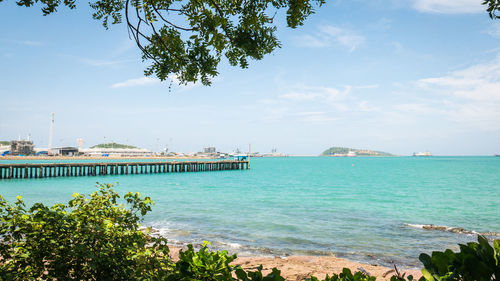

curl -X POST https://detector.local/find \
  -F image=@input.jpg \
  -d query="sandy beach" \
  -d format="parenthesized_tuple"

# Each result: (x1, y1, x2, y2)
(168, 246, 422, 281)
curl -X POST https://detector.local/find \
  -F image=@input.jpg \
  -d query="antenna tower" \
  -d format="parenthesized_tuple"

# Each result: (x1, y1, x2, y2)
(48, 113, 54, 155)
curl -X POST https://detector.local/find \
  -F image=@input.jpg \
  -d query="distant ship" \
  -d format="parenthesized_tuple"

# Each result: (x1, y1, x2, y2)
(495, 154, 500, 157)
(413, 151, 432, 157)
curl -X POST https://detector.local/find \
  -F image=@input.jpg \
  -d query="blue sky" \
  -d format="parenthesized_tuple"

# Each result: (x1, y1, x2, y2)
(1, 0, 500, 155)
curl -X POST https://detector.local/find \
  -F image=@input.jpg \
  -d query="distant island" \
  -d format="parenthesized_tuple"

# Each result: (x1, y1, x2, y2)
(0, 141, 10, 146)
(90, 142, 138, 149)
(321, 147, 394, 157)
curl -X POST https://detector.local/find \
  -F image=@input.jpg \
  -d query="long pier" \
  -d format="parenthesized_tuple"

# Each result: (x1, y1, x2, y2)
(0, 160, 249, 180)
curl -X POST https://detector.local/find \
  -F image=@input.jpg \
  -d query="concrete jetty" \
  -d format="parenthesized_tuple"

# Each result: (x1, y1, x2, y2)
(0, 160, 249, 180)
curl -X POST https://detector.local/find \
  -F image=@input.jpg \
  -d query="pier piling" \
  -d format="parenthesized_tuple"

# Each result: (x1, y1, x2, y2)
(0, 160, 249, 180)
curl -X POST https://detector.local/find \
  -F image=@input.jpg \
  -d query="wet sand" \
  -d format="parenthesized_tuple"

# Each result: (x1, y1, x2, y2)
(168, 246, 422, 281)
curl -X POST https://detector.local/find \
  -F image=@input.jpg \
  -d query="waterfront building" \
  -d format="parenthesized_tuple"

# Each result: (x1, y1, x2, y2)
(50, 147, 80, 156)
(0, 145, 10, 156)
(10, 140, 35, 156)
(204, 147, 216, 154)
(79, 147, 152, 157)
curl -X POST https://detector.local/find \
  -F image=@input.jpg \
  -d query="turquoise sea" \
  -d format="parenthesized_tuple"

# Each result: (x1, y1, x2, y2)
(0, 156, 499, 268)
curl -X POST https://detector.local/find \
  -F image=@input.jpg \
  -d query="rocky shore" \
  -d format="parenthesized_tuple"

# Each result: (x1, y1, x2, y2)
(168, 246, 422, 281)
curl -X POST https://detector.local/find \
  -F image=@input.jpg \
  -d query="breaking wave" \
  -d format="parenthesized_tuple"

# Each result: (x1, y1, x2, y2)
(404, 223, 500, 237)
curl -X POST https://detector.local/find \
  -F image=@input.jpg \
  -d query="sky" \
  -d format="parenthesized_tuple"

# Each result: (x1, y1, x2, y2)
(1, 0, 500, 155)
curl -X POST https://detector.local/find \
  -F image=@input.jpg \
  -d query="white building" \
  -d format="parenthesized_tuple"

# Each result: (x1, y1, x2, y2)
(204, 147, 216, 154)
(80, 148, 152, 157)
(0, 145, 10, 155)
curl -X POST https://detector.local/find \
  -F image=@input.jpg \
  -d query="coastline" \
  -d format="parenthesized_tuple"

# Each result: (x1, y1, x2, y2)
(168, 246, 422, 280)
(0, 155, 215, 161)
(2, 156, 497, 280)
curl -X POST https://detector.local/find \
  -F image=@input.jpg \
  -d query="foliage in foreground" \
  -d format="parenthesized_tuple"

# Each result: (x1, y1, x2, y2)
(0, 184, 498, 281)
(0, 184, 285, 280)
(307, 268, 377, 281)
(0, 183, 172, 280)
(419, 235, 500, 281)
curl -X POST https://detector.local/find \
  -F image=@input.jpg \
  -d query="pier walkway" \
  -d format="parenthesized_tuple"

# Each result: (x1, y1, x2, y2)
(0, 160, 249, 180)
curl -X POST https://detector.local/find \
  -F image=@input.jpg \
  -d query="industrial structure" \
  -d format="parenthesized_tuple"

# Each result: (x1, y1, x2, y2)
(48, 113, 54, 155)
(204, 147, 216, 154)
(10, 140, 35, 156)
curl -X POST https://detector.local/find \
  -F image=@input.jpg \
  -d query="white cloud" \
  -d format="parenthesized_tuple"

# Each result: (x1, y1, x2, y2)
(417, 54, 500, 102)
(392, 41, 405, 53)
(279, 85, 349, 103)
(259, 84, 351, 122)
(296, 111, 340, 122)
(111, 77, 160, 88)
(6, 39, 44, 46)
(485, 23, 500, 38)
(259, 107, 290, 122)
(258, 98, 280, 105)
(358, 101, 381, 112)
(320, 26, 365, 52)
(370, 18, 392, 31)
(354, 84, 380, 89)
(111, 75, 203, 90)
(296, 111, 326, 116)
(447, 103, 500, 131)
(394, 103, 442, 114)
(21, 40, 44, 46)
(294, 25, 365, 52)
(280, 92, 322, 101)
(294, 34, 327, 48)
(409, 53, 500, 131)
(413, 0, 483, 14)
(260, 83, 387, 123)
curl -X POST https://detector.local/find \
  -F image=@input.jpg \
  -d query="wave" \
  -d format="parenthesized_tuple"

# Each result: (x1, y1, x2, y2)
(216, 241, 242, 249)
(404, 223, 500, 236)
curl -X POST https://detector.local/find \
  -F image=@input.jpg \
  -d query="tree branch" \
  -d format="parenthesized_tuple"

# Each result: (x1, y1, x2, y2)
(149, 0, 195, 32)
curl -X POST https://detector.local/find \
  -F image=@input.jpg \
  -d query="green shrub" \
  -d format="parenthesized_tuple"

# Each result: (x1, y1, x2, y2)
(0, 183, 172, 280)
(235, 265, 285, 281)
(419, 235, 500, 281)
(171, 242, 285, 281)
(0, 184, 286, 281)
(170, 242, 236, 280)
(308, 268, 376, 281)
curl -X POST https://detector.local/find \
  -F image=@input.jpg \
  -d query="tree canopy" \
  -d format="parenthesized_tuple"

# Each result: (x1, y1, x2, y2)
(4, 0, 500, 86)
(90, 142, 138, 149)
(6, 0, 324, 85)
(484, 0, 500, 19)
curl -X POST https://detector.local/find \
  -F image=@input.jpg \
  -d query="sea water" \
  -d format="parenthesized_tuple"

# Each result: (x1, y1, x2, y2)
(0, 156, 499, 267)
